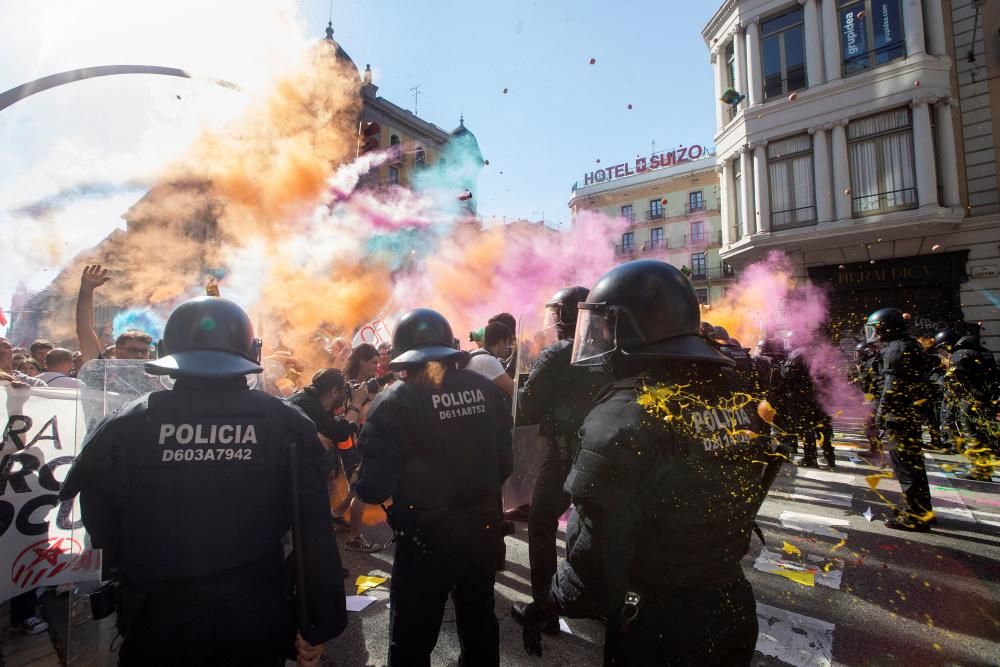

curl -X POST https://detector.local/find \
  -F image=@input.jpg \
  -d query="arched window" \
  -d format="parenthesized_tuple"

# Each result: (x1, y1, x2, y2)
(390, 134, 400, 146)
(415, 147, 426, 167)
(389, 134, 402, 163)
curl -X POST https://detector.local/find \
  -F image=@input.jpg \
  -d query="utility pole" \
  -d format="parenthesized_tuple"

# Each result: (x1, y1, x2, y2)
(409, 84, 421, 115)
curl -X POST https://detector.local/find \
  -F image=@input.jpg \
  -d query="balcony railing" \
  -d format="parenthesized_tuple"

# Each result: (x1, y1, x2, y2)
(647, 238, 667, 251)
(646, 210, 664, 221)
(621, 213, 636, 225)
(615, 244, 638, 256)
(683, 230, 723, 247)
(771, 205, 817, 230)
(851, 187, 917, 217)
(689, 265, 736, 281)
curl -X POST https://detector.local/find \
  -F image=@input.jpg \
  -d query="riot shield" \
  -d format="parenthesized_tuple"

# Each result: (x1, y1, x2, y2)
(0, 377, 106, 665)
(67, 359, 165, 665)
(503, 315, 557, 512)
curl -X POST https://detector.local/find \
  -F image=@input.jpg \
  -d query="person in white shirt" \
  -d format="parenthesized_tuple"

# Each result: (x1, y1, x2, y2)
(466, 321, 515, 396)
(38, 348, 87, 389)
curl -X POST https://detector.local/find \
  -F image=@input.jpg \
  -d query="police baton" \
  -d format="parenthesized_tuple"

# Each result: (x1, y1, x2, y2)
(288, 439, 310, 633)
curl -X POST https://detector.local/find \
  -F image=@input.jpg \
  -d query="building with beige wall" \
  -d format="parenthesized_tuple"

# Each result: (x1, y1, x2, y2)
(568, 150, 735, 306)
(703, 0, 1000, 351)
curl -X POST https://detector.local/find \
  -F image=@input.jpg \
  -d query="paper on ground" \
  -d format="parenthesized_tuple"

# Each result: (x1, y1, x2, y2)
(356, 575, 388, 595)
(346, 596, 378, 612)
(753, 547, 843, 589)
(756, 602, 834, 667)
(779, 511, 849, 540)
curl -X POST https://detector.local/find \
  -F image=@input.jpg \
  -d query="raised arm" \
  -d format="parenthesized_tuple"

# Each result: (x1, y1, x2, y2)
(76, 264, 110, 364)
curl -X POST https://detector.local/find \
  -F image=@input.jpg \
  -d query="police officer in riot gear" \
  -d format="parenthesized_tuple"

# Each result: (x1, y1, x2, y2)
(851, 341, 882, 453)
(511, 286, 611, 633)
(353, 308, 513, 666)
(521, 260, 767, 665)
(782, 346, 836, 467)
(60, 297, 346, 666)
(945, 333, 999, 480)
(754, 336, 788, 448)
(866, 307, 934, 531)
(709, 324, 756, 392)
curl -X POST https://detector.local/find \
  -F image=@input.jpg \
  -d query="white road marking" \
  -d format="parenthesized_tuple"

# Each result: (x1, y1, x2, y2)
(753, 547, 844, 590)
(796, 468, 857, 486)
(779, 512, 850, 540)
(756, 603, 834, 667)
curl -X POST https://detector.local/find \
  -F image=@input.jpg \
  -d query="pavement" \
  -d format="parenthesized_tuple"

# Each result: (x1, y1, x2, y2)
(5, 436, 998, 667)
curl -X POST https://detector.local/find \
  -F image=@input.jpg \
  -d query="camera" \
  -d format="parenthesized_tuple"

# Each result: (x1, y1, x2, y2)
(347, 373, 395, 404)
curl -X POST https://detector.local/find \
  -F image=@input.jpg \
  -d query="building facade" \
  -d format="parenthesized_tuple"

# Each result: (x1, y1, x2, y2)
(703, 0, 1000, 350)
(569, 150, 735, 305)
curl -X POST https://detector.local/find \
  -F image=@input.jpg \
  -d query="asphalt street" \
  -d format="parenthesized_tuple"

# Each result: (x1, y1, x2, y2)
(325, 439, 1000, 667)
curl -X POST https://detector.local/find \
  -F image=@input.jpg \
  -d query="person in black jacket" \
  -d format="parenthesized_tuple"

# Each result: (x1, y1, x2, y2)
(511, 286, 612, 634)
(782, 347, 835, 468)
(521, 260, 768, 665)
(354, 308, 513, 666)
(945, 334, 999, 480)
(59, 297, 346, 666)
(286, 368, 366, 449)
(866, 307, 934, 531)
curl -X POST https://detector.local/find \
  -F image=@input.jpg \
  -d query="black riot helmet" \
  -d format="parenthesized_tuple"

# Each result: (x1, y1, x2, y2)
(545, 286, 589, 339)
(758, 337, 786, 358)
(713, 325, 731, 342)
(953, 334, 982, 352)
(699, 321, 716, 338)
(932, 329, 961, 352)
(570, 260, 731, 368)
(389, 308, 461, 370)
(865, 307, 908, 342)
(146, 297, 262, 379)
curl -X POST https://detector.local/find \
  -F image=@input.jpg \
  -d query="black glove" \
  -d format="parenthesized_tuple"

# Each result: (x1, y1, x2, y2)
(522, 601, 545, 657)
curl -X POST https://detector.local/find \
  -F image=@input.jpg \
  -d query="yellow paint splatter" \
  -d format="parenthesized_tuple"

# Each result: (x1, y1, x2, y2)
(782, 541, 802, 557)
(775, 568, 815, 587)
(866, 472, 894, 491)
(355, 575, 388, 595)
(830, 539, 846, 552)
(933, 643, 942, 651)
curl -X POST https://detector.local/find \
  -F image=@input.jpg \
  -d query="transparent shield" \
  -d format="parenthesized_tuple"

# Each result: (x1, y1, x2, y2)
(70, 360, 164, 664)
(570, 306, 617, 366)
(503, 315, 557, 513)
(864, 324, 877, 343)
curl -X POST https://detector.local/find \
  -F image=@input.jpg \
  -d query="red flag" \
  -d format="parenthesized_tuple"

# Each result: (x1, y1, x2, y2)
(0, 307, 7, 327)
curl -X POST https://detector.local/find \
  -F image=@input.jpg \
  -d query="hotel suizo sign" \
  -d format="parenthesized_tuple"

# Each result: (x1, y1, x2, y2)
(582, 145, 711, 186)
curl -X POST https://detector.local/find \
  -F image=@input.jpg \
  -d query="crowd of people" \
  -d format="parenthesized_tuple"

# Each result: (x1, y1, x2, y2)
(2, 260, 998, 665)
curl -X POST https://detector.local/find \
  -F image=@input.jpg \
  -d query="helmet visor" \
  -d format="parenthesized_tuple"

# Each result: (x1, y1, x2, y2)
(571, 304, 617, 366)
(864, 324, 878, 343)
(542, 305, 561, 331)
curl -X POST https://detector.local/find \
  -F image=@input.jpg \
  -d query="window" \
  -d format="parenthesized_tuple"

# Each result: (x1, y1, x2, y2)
(690, 220, 706, 243)
(761, 8, 806, 101)
(622, 231, 635, 249)
(388, 166, 399, 184)
(768, 134, 816, 229)
(648, 198, 663, 220)
(838, 0, 905, 76)
(621, 204, 634, 224)
(732, 158, 743, 239)
(389, 134, 403, 163)
(725, 41, 738, 120)
(414, 147, 426, 167)
(689, 191, 704, 212)
(847, 108, 917, 216)
(696, 288, 709, 305)
(691, 252, 706, 278)
(650, 227, 664, 249)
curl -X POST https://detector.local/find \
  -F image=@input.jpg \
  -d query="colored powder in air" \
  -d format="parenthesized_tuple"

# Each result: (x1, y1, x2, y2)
(113, 307, 166, 341)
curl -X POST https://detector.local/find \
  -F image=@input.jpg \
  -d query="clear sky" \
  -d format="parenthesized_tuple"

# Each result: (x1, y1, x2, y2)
(0, 1, 720, 319)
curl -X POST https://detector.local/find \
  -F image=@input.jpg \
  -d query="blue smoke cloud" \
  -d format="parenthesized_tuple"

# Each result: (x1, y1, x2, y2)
(113, 307, 166, 341)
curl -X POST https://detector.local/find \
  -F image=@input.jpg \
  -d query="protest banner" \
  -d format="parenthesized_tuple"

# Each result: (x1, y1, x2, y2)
(0, 383, 101, 603)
